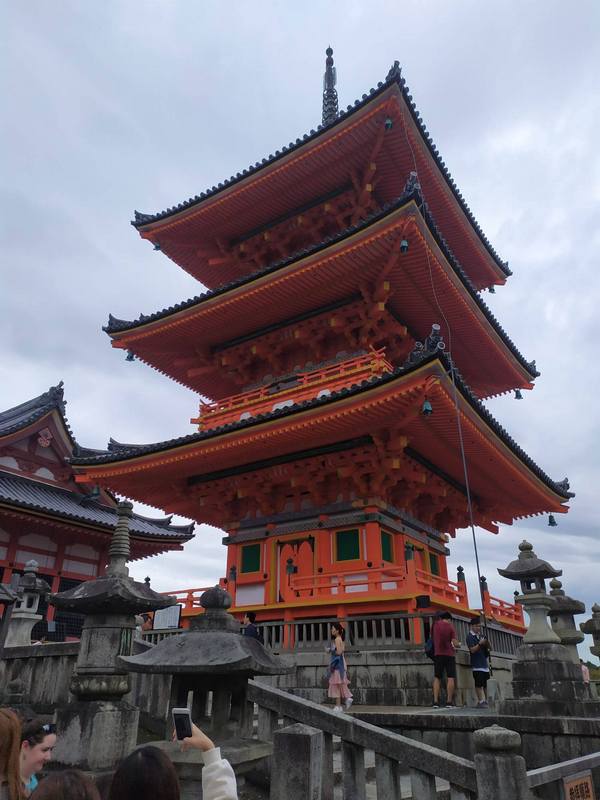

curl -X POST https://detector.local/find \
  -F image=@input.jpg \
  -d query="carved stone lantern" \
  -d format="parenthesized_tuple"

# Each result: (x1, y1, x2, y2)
(49, 501, 177, 771)
(580, 603, 600, 661)
(497, 540, 600, 717)
(5, 561, 50, 647)
(548, 578, 585, 663)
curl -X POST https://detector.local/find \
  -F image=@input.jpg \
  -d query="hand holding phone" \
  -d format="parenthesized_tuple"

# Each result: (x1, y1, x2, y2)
(172, 707, 193, 740)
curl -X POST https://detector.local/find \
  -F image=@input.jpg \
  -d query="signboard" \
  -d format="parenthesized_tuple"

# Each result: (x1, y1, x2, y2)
(152, 604, 182, 630)
(563, 771, 596, 800)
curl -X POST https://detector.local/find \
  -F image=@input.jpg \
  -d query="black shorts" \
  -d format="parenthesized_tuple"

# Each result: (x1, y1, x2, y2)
(433, 655, 456, 679)
(473, 671, 490, 688)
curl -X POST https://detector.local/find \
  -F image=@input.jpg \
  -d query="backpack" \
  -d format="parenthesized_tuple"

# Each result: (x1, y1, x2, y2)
(425, 637, 435, 660)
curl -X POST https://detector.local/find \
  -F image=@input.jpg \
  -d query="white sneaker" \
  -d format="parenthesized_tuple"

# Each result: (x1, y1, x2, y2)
(344, 698, 353, 710)
(332, 705, 343, 713)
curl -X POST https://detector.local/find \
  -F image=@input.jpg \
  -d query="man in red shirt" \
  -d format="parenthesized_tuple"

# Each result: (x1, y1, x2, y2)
(432, 611, 461, 708)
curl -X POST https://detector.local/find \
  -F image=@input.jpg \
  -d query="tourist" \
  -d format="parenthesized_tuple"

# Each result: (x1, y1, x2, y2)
(0, 708, 26, 800)
(580, 659, 590, 685)
(242, 611, 261, 641)
(141, 613, 153, 632)
(431, 611, 460, 709)
(108, 722, 237, 800)
(466, 619, 491, 708)
(327, 621, 353, 712)
(19, 720, 56, 796)
(29, 770, 100, 800)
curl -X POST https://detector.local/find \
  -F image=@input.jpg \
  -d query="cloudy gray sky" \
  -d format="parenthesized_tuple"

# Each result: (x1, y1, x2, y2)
(2, 2, 599, 656)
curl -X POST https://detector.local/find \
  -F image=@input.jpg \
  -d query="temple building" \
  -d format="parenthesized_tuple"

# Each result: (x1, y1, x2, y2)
(0, 383, 194, 638)
(70, 52, 573, 635)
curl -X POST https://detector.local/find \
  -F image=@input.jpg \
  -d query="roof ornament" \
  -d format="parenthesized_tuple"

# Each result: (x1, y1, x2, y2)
(386, 60, 402, 82)
(405, 324, 446, 367)
(322, 47, 339, 127)
(404, 171, 421, 195)
(106, 500, 133, 578)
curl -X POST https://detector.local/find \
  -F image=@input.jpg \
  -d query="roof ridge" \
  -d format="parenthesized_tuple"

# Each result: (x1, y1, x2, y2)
(0, 381, 78, 445)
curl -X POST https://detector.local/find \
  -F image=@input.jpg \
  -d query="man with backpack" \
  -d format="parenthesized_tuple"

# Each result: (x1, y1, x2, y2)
(429, 610, 460, 708)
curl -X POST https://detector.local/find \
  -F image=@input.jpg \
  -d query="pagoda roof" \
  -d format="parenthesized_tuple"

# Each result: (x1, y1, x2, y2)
(70, 351, 572, 528)
(0, 382, 75, 444)
(106, 194, 537, 399)
(131, 65, 509, 290)
(0, 472, 194, 548)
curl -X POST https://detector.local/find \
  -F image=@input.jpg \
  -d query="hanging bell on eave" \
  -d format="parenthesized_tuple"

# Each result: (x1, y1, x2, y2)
(514, 389, 523, 400)
(548, 515, 557, 527)
(421, 398, 433, 416)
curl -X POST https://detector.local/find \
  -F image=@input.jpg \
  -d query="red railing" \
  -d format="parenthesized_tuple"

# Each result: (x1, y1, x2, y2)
(192, 347, 393, 430)
(290, 566, 408, 597)
(415, 569, 468, 606)
(161, 586, 214, 613)
(483, 592, 524, 628)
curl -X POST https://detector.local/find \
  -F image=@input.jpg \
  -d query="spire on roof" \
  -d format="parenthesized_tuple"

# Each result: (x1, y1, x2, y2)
(322, 46, 338, 127)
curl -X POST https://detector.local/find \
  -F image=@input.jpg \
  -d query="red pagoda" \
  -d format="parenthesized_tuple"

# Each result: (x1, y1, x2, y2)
(70, 52, 572, 636)
(0, 383, 194, 638)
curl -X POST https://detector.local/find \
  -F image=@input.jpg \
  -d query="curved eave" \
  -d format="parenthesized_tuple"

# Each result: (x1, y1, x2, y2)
(133, 78, 508, 288)
(71, 355, 571, 524)
(107, 198, 536, 398)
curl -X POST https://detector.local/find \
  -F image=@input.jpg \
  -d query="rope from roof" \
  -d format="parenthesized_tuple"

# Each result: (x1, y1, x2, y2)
(322, 47, 338, 126)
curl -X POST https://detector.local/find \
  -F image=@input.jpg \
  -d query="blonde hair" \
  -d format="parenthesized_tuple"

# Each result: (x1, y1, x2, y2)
(0, 708, 26, 800)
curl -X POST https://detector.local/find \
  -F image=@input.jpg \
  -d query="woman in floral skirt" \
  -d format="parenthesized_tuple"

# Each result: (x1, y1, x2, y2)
(327, 622, 353, 712)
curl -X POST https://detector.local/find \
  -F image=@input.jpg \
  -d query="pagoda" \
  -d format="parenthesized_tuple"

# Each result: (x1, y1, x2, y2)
(70, 52, 572, 635)
(0, 383, 194, 639)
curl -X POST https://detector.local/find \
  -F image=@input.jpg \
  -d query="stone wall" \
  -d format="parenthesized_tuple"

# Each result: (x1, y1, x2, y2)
(259, 647, 515, 707)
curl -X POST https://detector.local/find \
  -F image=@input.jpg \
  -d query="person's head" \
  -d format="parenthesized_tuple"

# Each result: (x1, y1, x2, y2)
(30, 769, 101, 800)
(331, 622, 345, 640)
(0, 708, 25, 800)
(20, 720, 57, 780)
(436, 611, 452, 622)
(470, 619, 482, 633)
(244, 611, 256, 625)
(108, 746, 179, 800)
(580, 659, 584, 665)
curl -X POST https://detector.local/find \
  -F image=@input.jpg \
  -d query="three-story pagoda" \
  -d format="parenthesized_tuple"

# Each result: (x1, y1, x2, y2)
(71, 52, 572, 634)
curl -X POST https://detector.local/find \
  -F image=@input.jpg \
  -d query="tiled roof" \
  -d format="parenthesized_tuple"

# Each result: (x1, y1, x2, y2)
(131, 62, 510, 278)
(70, 351, 571, 501)
(0, 382, 75, 442)
(108, 191, 537, 380)
(0, 472, 194, 541)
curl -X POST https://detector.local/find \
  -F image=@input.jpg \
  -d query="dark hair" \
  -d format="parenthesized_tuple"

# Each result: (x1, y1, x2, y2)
(108, 746, 180, 800)
(436, 611, 452, 621)
(331, 621, 346, 640)
(246, 611, 256, 623)
(30, 770, 101, 800)
(21, 718, 57, 746)
(0, 708, 25, 800)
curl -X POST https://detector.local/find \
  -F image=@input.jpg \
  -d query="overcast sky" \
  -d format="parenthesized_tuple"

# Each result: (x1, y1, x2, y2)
(2, 2, 599, 658)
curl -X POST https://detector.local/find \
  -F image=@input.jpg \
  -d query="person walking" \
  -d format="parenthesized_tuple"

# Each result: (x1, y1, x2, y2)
(431, 611, 460, 708)
(466, 619, 491, 708)
(241, 612, 262, 642)
(327, 622, 353, 712)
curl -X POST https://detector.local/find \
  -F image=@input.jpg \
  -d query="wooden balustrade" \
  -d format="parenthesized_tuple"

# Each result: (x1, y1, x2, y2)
(415, 568, 467, 605)
(484, 592, 525, 628)
(290, 565, 407, 597)
(192, 347, 393, 429)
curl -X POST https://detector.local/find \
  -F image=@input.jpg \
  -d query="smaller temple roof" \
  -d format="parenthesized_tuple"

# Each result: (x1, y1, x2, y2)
(0, 472, 194, 543)
(0, 382, 74, 442)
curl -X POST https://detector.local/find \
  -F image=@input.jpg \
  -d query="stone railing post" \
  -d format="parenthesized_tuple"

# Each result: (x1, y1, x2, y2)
(474, 725, 532, 800)
(270, 723, 323, 800)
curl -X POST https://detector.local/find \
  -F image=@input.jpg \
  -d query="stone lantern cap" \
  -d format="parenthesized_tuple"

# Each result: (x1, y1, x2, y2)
(50, 500, 176, 615)
(119, 585, 292, 677)
(498, 540, 562, 582)
(0, 583, 18, 605)
(581, 603, 600, 635)
(19, 560, 51, 596)
(548, 578, 586, 615)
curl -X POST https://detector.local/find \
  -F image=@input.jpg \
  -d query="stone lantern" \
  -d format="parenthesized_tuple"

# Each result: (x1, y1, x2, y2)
(497, 540, 600, 717)
(49, 501, 177, 771)
(580, 603, 600, 661)
(5, 560, 50, 647)
(119, 585, 292, 793)
(548, 578, 585, 664)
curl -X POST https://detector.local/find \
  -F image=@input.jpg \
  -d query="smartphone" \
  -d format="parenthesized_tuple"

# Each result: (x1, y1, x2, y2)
(172, 707, 193, 740)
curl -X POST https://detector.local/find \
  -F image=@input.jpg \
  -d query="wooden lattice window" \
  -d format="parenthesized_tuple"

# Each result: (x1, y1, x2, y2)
(429, 552, 440, 576)
(240, 543, 261, 573)
(381, 531, 393, 563)
(336, 529, 360, 561)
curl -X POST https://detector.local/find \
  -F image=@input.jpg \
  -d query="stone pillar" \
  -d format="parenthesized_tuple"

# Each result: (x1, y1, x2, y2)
(4, 561, 50, 647)
(270, 724, 323, 800)
(548, 578, 585, 664)
(580, 603, 600, 661)
(474, 725, 532, 800)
